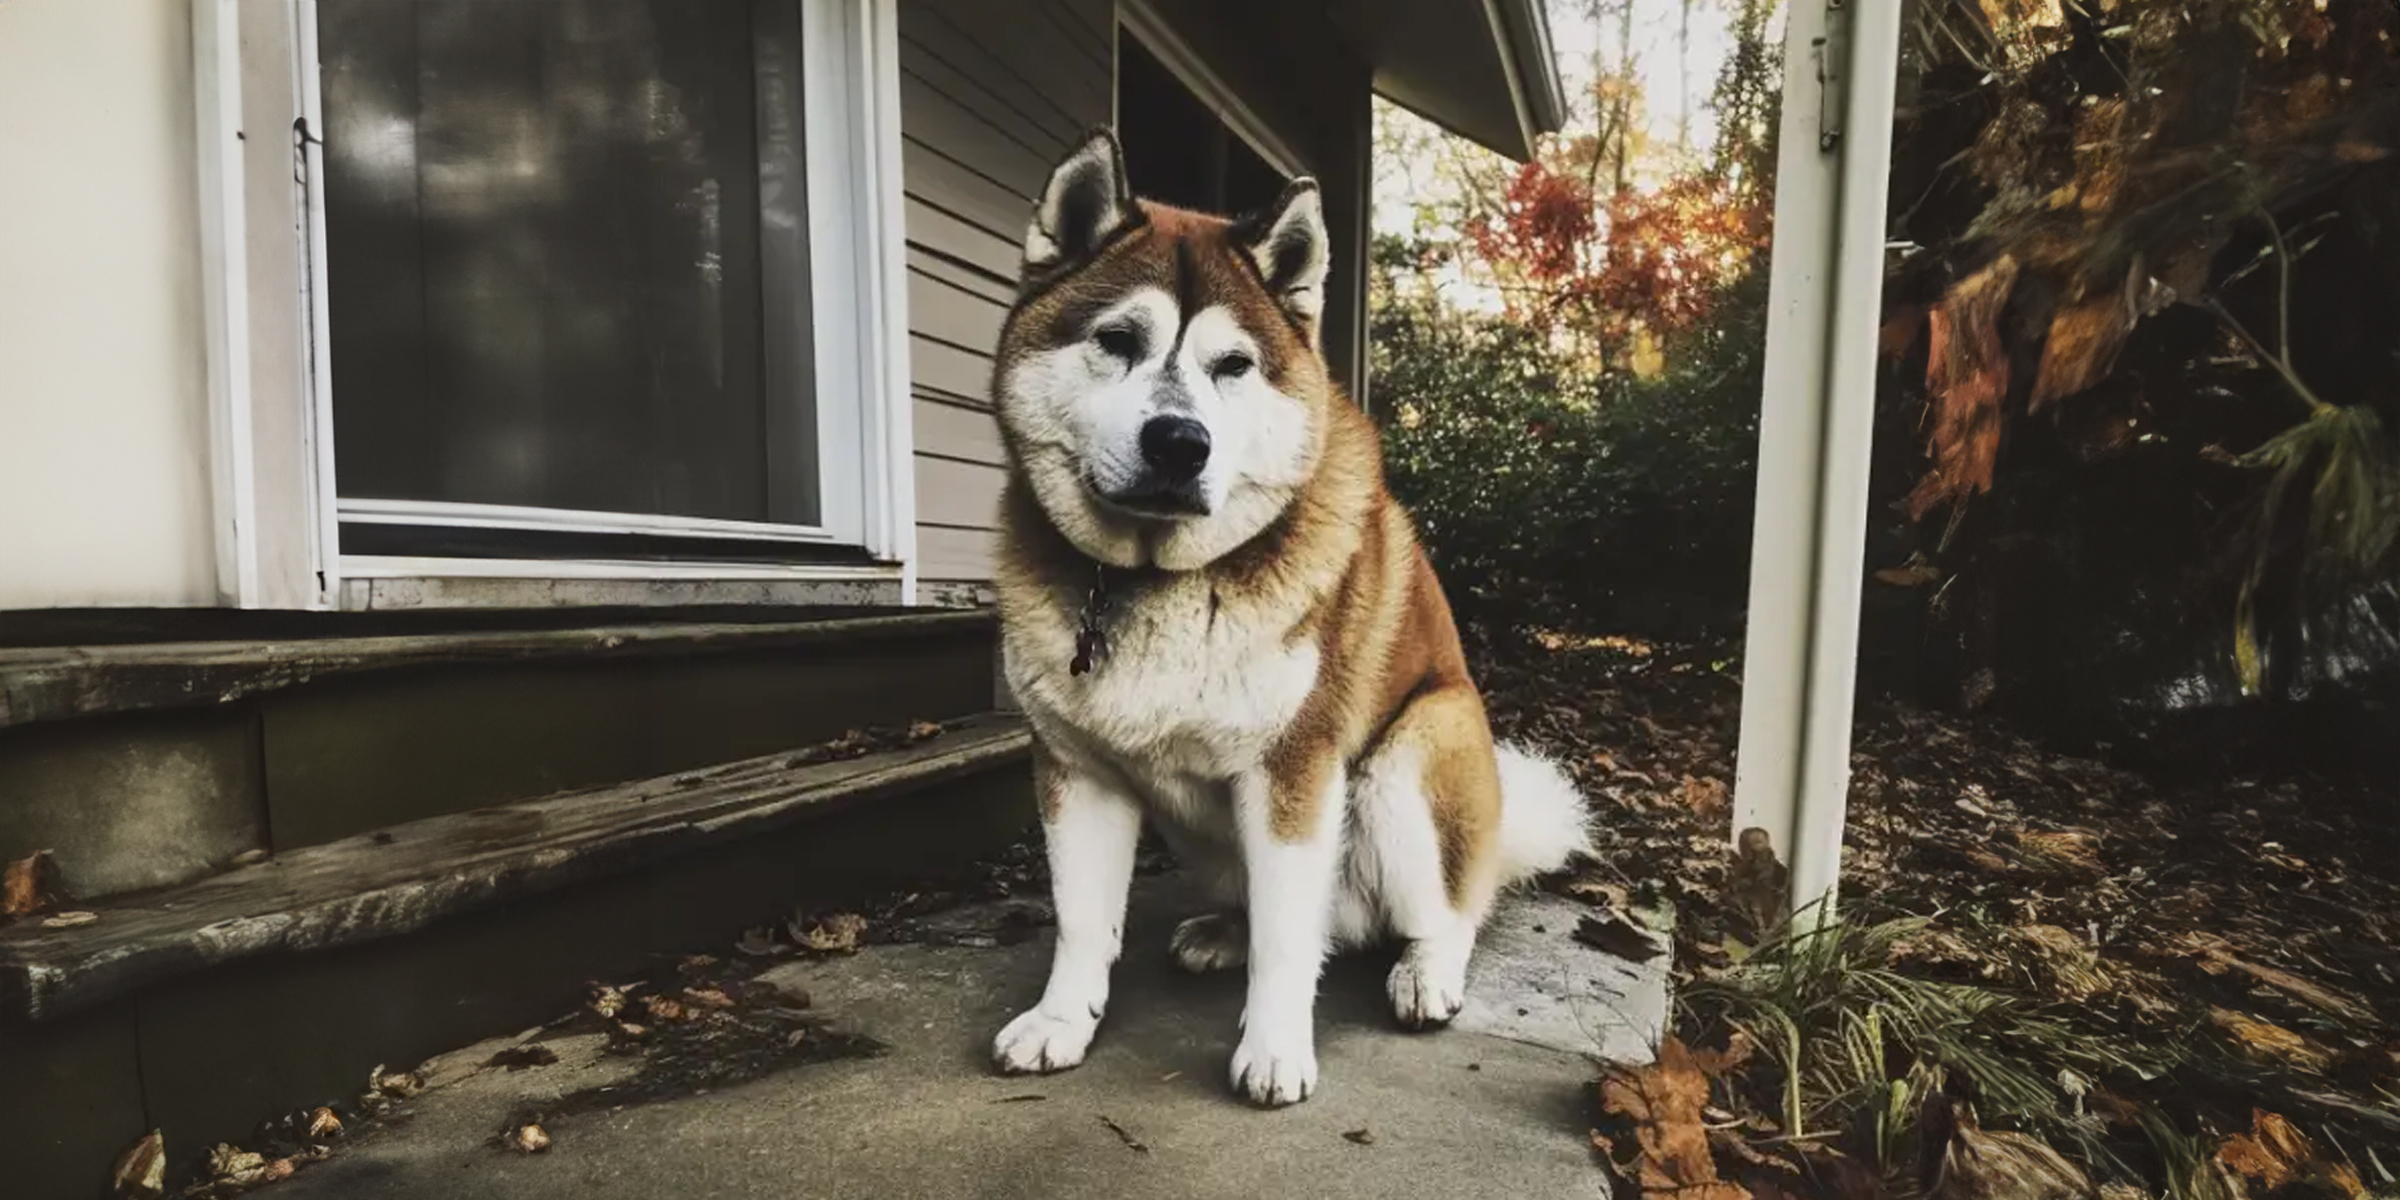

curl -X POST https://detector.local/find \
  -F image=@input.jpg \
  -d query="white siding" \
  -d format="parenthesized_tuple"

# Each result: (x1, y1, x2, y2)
(0, 0, 218, 609)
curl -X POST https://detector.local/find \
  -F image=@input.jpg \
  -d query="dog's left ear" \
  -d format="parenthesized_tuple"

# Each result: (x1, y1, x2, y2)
(1233, 179, 1331, 335)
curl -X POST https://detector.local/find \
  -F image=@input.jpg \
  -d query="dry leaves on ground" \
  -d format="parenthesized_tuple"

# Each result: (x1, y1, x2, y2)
(3, 849, 62, 921)
(792, 912, 868, 954)
(1595, 1038, 1748, 1200)
(2213, 1109, 2365, 1199)
(111, 1130, 166, 1200)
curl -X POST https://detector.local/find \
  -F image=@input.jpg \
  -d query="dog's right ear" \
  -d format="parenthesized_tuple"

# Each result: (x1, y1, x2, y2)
(1023, 128, 1138, 278)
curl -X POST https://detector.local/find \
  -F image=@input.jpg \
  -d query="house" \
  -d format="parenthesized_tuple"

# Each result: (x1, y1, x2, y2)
(0, 0, 1562, 1192)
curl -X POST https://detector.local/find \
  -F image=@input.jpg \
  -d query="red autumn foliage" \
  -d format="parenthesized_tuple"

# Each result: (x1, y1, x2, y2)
(1467, 156, 1767, 360)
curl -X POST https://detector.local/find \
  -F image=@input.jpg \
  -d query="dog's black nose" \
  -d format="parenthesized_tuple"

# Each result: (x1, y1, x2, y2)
(1138, 415, 1211, 483)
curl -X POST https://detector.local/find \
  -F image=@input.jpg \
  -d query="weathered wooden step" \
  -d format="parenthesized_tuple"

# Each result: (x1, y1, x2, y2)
(0, 608, 994, 729)
(0, 714, 1029, 1023)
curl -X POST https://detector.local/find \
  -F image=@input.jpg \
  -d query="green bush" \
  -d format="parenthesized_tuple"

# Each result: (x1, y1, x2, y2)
(1372, 263, 1766, 638)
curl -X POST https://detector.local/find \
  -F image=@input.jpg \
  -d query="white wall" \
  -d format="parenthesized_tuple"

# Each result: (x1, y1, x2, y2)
(0, 0, 219, 610)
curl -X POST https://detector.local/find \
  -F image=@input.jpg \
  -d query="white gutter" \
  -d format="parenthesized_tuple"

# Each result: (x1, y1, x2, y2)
(1730, 0, 1906, 925)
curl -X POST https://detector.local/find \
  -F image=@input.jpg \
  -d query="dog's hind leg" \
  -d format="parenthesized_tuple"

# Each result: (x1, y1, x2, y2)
(1148, 803, 1249, 973)
(1350, 686, 1503, 1030)
(994, 750, 1143, 1075)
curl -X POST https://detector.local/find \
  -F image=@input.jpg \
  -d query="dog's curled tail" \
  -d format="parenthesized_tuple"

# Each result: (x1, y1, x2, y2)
(1493, 742, 1593, 883)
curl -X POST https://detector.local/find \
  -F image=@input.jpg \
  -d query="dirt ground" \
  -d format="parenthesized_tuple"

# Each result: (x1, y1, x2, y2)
(1482, 631, 2400, 1200)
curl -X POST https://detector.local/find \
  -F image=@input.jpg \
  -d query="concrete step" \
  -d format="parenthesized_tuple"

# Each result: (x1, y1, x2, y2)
(0, 608, 1000, 900)
(253, 878, 1665, 1200)
(0, 715, 1037, 1200)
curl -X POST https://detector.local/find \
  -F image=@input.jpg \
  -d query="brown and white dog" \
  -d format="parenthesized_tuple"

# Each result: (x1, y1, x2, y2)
(988, 129, 1591, 1107)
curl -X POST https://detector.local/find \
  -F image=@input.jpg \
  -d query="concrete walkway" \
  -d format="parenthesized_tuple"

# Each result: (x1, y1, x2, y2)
(273, 879, 1665, 1200)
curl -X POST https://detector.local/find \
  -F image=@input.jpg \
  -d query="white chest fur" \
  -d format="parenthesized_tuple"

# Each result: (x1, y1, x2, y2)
(1004, 572, 1320, 792)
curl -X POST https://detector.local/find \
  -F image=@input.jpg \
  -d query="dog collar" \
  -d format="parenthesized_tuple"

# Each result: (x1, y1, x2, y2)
(1070, 562, 1118, 677)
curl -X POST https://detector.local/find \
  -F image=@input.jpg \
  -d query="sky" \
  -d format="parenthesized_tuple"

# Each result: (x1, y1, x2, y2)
(1372, 0, 1757, 239)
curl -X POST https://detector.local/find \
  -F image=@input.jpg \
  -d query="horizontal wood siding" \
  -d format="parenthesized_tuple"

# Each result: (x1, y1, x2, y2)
(900, 0, 1112, 599)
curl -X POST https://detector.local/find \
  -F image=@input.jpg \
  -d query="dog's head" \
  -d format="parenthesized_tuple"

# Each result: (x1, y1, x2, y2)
(993, 129, 1337, 572)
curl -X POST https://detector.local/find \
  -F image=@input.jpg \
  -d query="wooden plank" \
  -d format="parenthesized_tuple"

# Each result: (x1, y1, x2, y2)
(917, 524, 999, 582)
(909, 267, 1008, 356)
(896, 20, 1084, 153)
(905, 196, 1022, 284)
(0, 716, 1030, 1022)
(903, 0, 1110, 131)
(0, 611, 994, 730)
(1042, 0, 1118, 65)
(914, 394, 1007, 466)
(914, 455, 1008, 529)
(912, 332, 996, 403)
(903, 136, 1032, 244)
(910, 244, 1016, 306)
(898, 68, 1052, 198)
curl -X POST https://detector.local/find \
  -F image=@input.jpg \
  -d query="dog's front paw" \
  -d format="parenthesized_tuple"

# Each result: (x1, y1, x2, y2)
(1387, 943, 1467, 1029)
(993, 1007, 1099, 1074)
(1228, 1031, 1318, 1107)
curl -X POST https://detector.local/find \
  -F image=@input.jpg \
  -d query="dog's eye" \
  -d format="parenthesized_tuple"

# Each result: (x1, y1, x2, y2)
(1093, 326, 1144, 361)
(1211, 352, 1255, 380)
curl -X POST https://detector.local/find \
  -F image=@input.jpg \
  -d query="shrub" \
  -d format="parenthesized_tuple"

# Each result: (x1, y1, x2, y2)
(1373, 266, 1766, 638)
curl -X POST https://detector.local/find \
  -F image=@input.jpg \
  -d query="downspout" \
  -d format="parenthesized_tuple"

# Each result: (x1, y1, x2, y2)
(1729, 0, 1905, 926)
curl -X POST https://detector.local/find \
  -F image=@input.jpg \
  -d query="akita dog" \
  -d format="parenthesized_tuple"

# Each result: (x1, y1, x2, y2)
(988, 129, 1592, 1107)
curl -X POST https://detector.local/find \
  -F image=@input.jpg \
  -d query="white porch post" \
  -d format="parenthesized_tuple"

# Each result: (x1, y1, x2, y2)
(1730, 0, 1905, 924)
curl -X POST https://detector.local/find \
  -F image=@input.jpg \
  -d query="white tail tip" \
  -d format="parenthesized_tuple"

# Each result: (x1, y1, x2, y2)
(1494, 742, 1592, 882)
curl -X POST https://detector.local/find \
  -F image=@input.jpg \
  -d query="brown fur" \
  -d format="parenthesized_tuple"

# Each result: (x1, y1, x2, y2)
(993, 199, 1504, 903)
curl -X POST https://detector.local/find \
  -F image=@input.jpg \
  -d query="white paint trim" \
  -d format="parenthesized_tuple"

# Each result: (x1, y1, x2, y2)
(194, 0, 261, 607)
(860, 0, 919, 604)
(339, 556, 904, 583)
(1729, 0, 1905, 924)
(1118, 0, 1309, 179)
(338, 498, 840, 545)
(294, 0, 342, 608)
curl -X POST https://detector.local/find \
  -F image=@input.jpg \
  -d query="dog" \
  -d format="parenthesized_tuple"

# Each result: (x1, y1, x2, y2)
(986, 128, 1592, 1107)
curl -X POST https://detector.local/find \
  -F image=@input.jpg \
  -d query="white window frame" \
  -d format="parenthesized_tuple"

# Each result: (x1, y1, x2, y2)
(197, 0, 915, 608)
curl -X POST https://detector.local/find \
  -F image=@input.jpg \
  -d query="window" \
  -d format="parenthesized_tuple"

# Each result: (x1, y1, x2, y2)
(1114, 13, 1293, 220)
(295, 0, 908, 569)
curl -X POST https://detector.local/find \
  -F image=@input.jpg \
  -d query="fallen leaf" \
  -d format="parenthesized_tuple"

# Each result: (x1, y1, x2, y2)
(907, 720, 944, 742)
(1342, 1127, 1377, 1145)
(111, 1130, 166, 1199)
(681, 987, 737, 1011)
(504, 1123, 551, 1154)
(206, 1144, 270, 1187)
(1596, 1038, 1748, 1200)
(612, 1021, 650, 1043)
(42, 910, 98, 929)
(229, 849, 270, 867)
(2210, 1007, 2335, 1073)
(588, 982, 641, 1019)
(676, 954, 718, 975)
(368, 1065, 424, 1099)
(2215, 1109, 2364, 1198)
(306, 1107, 342, 1139)
(1925, 1098, 2091, 1200)
(2198, 947, 2374, 1025)
(642, 995, 689, 1024)
(4, 849, 63, 920)
(1575, 912, 1664, 962)
(793, 912, 868, 954)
